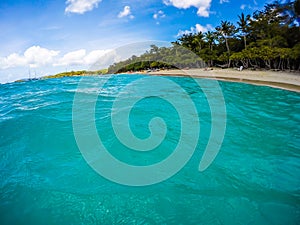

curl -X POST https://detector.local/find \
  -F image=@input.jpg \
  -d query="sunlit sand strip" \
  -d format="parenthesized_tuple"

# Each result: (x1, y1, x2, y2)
(147, 68, 300, 93)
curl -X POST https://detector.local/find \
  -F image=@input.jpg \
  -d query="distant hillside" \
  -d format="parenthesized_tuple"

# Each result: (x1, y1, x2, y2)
(43, 69, 108, 79)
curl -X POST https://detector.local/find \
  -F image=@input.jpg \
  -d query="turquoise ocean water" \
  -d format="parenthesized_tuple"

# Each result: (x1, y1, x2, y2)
(0, 75, 299, 224)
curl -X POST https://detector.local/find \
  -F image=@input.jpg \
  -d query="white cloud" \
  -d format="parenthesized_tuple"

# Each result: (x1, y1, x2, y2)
(54, 49, 111, 67)
(195, 24, 213, 32)
(65, 0, 102, 14)
(0, 46, 112, 70)
(240, 3, 258, 10)
(153, 10, 166, 19)
(88, 50, 119, 70)
(163, 0, 212, 17)
(0, 47, 115, 83)
(54, 49, 86, 66)
(177, 23, 213, 36)
(2, 53, 27, 69)
(118, 6, 134, 19)
(84, 49, 112, 65)
(219, 0, 229, 4)
(24, 46, 60, 68)
(0, 46, 59, 69)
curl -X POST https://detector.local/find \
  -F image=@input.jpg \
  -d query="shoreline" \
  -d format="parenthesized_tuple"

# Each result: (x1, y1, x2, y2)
(146, 68, 300, 93)
(9, 68, 300, 93)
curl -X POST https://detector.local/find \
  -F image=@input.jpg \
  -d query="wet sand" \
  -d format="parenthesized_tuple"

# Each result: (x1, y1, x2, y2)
(147, 68, 300, 93)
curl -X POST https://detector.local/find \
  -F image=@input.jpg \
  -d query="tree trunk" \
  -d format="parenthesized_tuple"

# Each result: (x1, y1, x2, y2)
(265, 60, 271, 69)
(243, 35, 247, 49)
(225, 38, 231, 67)
(225, 38, 230, 54)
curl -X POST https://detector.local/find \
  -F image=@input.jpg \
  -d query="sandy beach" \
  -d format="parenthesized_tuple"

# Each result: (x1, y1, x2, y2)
(147, 68, 300, 93)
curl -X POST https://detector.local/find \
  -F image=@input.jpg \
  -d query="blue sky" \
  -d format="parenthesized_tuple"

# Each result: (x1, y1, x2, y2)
(0, 0, 268, 83)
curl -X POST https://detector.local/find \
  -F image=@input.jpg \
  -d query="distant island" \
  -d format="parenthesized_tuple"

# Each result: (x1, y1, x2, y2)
(15, 69, 108, 82)
(43, 69, 108, 79)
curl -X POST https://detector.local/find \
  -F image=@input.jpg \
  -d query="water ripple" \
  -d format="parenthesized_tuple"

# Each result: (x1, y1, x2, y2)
(0, 75, 299, 225)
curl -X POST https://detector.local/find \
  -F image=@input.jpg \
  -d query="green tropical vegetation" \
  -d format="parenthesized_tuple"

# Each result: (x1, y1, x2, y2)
(43, 69, 108, 79)
(108, 0, 300, 73)
(107, 45, 206, 74)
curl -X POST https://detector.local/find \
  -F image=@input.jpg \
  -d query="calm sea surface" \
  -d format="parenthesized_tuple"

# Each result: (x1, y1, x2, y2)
(0, 75, 299, 225)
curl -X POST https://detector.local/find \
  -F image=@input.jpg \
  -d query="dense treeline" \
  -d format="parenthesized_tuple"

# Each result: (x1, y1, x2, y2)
(108, 0, 300, 73)
(108, 45, 206, 73)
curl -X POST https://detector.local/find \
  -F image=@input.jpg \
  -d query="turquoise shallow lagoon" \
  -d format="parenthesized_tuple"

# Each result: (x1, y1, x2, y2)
(0, 75, 299, 224)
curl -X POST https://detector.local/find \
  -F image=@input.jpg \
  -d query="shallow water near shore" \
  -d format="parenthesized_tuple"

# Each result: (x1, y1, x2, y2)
(0, 75, 299, 225)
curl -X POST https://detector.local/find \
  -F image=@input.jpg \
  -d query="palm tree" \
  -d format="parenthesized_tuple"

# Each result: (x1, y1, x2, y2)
(295, 0, 300, 19)
(216, 20, 236, 54)
(204, 31, 218, 66)
(178, 33, 194, 50)
(216, 21, 236, 67)
(268, 0, 299, 26)
(204, 31, 216, 51)
(237, 13, 251, 49)
(192, 32, 204, 52)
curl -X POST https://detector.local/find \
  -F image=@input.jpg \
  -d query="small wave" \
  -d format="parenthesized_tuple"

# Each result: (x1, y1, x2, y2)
(0, 75, 299, 225)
